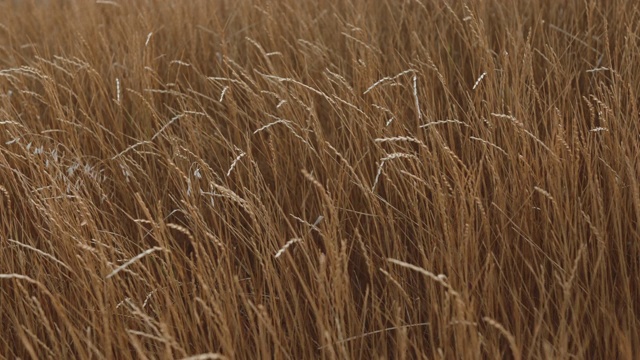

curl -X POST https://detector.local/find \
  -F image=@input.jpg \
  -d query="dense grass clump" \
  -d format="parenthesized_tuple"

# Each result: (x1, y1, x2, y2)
(1, 0, 639, 358)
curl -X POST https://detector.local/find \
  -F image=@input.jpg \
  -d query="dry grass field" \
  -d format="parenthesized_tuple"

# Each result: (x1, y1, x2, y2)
(0, 0, 639, 358)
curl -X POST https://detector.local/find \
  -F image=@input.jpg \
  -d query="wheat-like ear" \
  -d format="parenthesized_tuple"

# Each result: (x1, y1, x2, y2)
(472, 71, 486, 89)
(7, 239, 72, 272)
(483, 317, 521, 360)
(274, 238, 303, 259)
(0, 185, 10, 214)
(167, 223, 195, 243)
(179, 354, 228, 360)
(106, 247, 165, 279)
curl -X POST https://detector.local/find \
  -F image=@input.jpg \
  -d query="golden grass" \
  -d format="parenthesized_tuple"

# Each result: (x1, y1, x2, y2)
(0, 0, 639, 358)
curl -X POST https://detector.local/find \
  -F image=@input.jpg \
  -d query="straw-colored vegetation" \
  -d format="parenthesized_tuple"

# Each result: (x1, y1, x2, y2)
(1, 0, 639, 358)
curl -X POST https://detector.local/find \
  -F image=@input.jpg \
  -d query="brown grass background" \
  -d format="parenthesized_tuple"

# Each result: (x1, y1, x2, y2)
(1, 0, 639, 358)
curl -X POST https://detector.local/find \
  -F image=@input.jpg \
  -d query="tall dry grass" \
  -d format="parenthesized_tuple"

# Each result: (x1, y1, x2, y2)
(0, 0, 639, 358)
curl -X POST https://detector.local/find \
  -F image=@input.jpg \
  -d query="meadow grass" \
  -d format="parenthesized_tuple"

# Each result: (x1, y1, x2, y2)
(1, 0, 639, 358)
